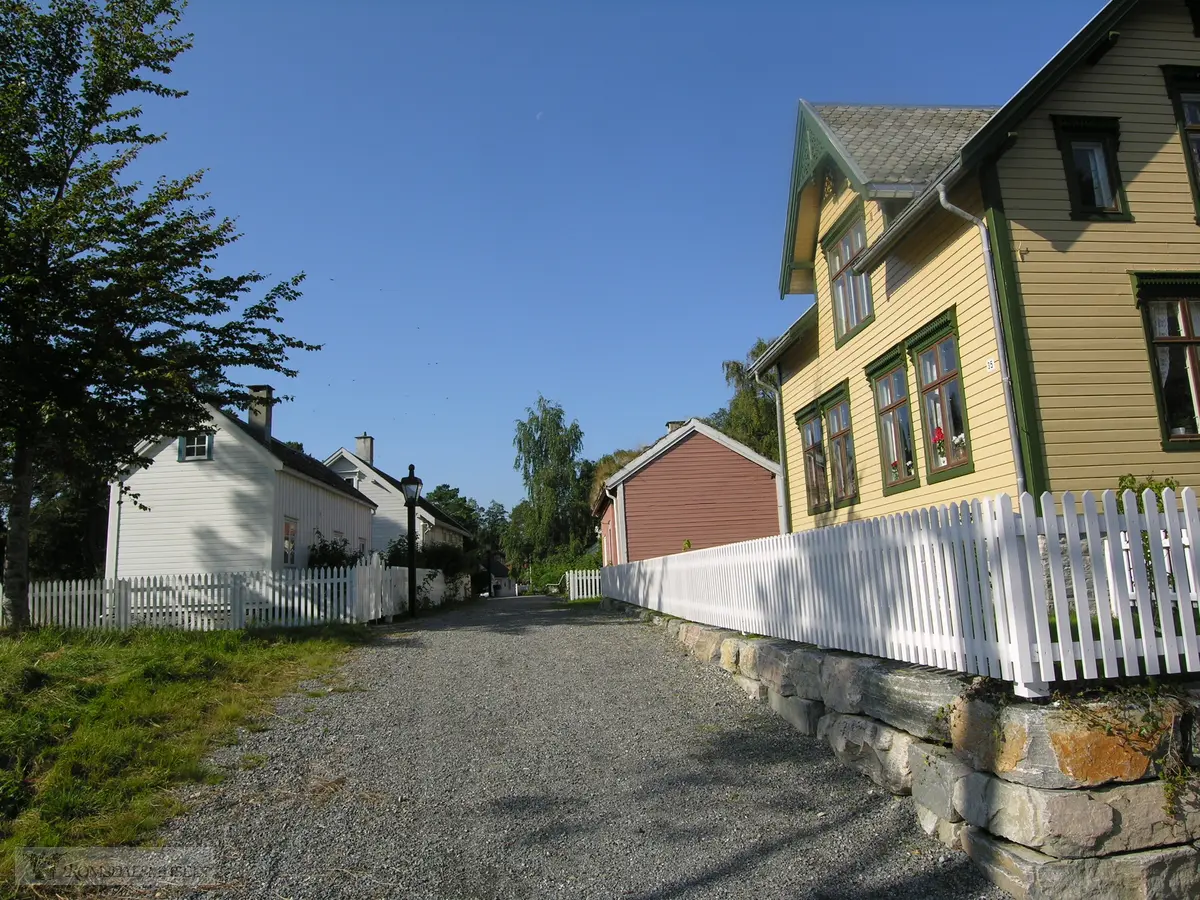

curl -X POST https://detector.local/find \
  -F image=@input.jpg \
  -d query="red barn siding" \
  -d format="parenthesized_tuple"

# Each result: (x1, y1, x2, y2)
(622, 432, 778, 562)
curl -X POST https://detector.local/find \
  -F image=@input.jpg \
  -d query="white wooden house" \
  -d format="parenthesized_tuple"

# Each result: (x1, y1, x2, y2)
(104, 387, 376, 578)
(323, 435, 471, 553)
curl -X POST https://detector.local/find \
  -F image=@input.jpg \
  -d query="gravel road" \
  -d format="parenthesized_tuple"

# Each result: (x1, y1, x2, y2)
(156, 597, 1005, 900)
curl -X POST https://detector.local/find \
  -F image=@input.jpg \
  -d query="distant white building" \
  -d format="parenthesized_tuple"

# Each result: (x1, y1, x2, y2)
(323, 435, 471, 553)
(105, 387, 376, 578)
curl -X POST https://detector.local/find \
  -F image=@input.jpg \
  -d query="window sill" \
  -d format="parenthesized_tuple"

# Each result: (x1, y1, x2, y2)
(808, 503, 831, 516)
(881, 476, 921, 497)
(1069, 210, 1134, 223)
(926, 460, 975, 484)
(832, 495, 859, 510)
(1160, 438, 1200, 452)
(834, 312, 876, 350)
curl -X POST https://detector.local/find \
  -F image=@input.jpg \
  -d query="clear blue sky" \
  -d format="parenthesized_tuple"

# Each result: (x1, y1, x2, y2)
(138, 0, 1105, 510)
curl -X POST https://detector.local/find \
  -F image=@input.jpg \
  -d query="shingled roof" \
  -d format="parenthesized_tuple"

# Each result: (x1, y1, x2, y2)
(220, 410, 376, 507)
(810, 104, 998, 186)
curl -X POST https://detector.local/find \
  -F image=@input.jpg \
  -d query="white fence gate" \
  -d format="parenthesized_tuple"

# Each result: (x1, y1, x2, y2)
(566, 569, 602, 601)
(5, 560, 468, 631)
(601, 489, 1200, 697)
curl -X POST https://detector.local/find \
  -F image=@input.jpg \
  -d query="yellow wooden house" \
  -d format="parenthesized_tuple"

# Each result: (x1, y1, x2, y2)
(751, 0, 1200, 532)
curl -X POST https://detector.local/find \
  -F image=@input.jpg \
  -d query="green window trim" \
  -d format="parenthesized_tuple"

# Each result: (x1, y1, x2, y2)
(866, 345, 921, 497)
(177, 433, 213, 462)
(1050, 115, 1133, 222)
(905, 309, 976, 484)
(1131, 271, 1200, 452)
(823, 200, 875, 347)
(1161, 66, 1200, 225)
(864, 343, 906, 381)
(794, 380, 858, 513)
(833, 310, 876, 350)
(903, 307, 957, 357)
(981, 161, 1049, 498)
(795, 406, 830, 515)
(818, 197, 866, 250)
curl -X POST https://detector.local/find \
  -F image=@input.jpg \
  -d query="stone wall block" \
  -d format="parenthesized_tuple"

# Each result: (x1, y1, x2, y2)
(767, 689, 824, 736)
(818, 654, 881, 715)
(909, 742, 973, 823)
(746, 642, 797, 696)
(732, 674, 767, 702)
(955, 771, 1193, 859)
(787, 647, 825, 701)
(817, 712, 914, 795)
(951, 699, 1162, 790)
(915, 801, 967, 850)
(857, 663, 967, 742)
(690, 627, 735, 665)
(961, 827, 1200, 900)
(719, 638, 743, 674)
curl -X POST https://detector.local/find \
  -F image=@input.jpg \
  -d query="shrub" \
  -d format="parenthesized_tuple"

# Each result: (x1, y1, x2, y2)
(384, 536, 474, 582)
(307, 532, 364, 570)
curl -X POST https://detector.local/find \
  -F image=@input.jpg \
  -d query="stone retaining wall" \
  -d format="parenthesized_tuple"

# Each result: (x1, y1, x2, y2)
(600, 598, 1200, 899)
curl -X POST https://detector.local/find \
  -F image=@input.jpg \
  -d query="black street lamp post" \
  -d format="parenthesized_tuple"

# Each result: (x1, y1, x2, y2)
(399, 463, 423, 618)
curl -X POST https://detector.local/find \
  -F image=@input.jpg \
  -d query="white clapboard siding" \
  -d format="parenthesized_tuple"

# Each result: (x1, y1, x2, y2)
(6, 559, 470, 632)
(566, 570, 602, 601)
(600, 489, 1200, 697)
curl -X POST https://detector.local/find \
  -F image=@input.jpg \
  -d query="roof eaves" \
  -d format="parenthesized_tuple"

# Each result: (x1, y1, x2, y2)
(851, 0, 1134, 275)
(778, 101, 874, 299)
(605, 418, 781, 490)
(864, 182, 924, 200)
(959, 0, 1136, 170)
(800, 100, 870, 187)
(748, 303, 818, 377)
(852, 159, 966, 274)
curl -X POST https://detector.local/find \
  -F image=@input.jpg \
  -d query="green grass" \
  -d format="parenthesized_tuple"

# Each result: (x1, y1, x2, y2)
(0, 625, 371, 887)
(560, 596, 602, 608)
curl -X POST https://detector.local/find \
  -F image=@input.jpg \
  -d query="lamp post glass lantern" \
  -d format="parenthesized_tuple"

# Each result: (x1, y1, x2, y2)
(400, 464, 422, 616)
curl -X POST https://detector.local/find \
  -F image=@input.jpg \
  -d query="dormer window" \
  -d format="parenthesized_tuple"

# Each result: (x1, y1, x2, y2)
(178, 433, 212, 461)
(825, 216, 874, 344)
(1051, 116, 1130, 220)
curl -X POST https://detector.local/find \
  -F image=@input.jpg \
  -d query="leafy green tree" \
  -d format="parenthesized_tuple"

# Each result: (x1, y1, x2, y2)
(424, 484, 481, 536)
(0, 0, 317, 628)
(502, 500, 537, 579)
(26, 472, 108, 579)
(478, 501, 508, 551)
(588, 447, 643, 509)
(706, 338, 779, 461)
(512, 395, 589, 557)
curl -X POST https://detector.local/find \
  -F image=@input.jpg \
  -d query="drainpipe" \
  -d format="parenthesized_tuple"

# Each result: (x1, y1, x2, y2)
(605, 486, 622, 564)
(936, 184, 1027, 497)
(755, 370, 791, 534)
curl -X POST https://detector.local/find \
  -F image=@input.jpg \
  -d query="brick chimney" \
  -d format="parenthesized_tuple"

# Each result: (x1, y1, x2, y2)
(355, 433, 375, 465)
(665, 420, 687, 432)
(247, 385, 273, 441)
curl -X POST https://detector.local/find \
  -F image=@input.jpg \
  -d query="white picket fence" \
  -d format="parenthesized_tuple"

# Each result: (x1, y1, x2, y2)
(601, 489, 1200, 697)
(566, 569, 602, 601)
(6, 560, 470, 631)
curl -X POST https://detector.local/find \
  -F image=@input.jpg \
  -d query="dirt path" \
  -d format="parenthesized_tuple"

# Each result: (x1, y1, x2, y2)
(155, 597, 1002, 899)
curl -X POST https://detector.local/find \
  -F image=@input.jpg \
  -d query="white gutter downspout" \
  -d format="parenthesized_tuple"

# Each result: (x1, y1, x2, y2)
(755, 370, 790, 535)
(937, 184, 1027, 496)
(605, 485, 628, 565)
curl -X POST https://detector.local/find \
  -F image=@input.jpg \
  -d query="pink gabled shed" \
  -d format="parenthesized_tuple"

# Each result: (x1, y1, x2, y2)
(595, 419, 783, 565)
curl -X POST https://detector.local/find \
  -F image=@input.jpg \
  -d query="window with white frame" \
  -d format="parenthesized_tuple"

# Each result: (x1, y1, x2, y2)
(283, 518, 298, 566)
(180, 433, 210, 461)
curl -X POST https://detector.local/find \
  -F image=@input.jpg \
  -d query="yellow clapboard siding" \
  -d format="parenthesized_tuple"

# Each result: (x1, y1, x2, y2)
(995, 0, 1200, 494)
(780, 180, 1018, 532)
